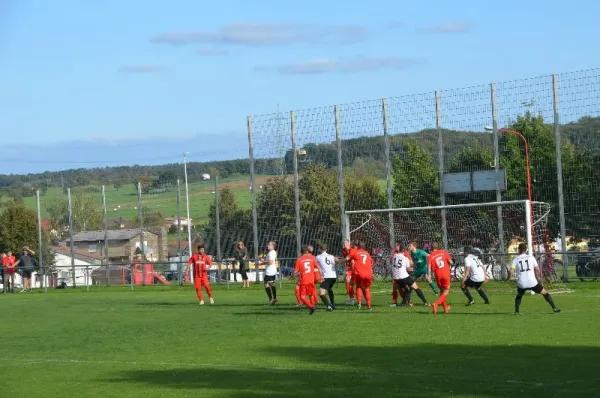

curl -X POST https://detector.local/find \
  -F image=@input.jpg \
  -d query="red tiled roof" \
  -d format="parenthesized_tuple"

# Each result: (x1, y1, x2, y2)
(52, 245, 105, 263)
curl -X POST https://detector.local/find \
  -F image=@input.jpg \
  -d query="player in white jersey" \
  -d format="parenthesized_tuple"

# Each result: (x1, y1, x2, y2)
(261, 241, 279, 305)
(391, 242, 428, 307)
(508, 243, 560, 315)
(316, 244, 337, 311)
(460, 246, 490, 306)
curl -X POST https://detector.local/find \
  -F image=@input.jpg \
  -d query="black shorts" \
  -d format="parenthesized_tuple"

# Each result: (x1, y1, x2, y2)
(394, 276, 414, 289)
(240, 268, 248, 281)
(320, 278, 337, 290)
(518, 284, 543, 295)
(21, 270, 32, 278)
(464, 279, 484, 289)
(264, 275, 276, 284)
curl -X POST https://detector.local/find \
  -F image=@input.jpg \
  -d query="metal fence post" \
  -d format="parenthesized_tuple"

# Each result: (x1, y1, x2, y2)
(491, 83, 506, 273)
(552, 74, 568, 280)
(102, 185, 109, 286)
(36, 190, 44, 292)
(214, 176, 222, 284)
(177, 179, 183, 285)
(137, 182, 145, 287)
(290, 110, 302, 257)
(247, 116, 260, 283)
(382, 98, 395, 250)
(67, 188, 76, 288)
(435, 92, 449, 249)
(335, 105, 346, 240)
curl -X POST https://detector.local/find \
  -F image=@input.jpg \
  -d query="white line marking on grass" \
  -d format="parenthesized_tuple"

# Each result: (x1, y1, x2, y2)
(0, 357, 587, 392)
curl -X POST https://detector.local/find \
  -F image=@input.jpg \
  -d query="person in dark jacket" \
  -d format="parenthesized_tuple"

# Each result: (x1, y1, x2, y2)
(234, 241, 249, 288)
(15, 247, 36, 292)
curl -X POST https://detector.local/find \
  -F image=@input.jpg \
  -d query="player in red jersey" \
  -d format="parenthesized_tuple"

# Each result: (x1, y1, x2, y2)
(342, 239, 357, 305)
(293, 245, 319, 315)
(390, 241, 413, 307)
(349, 241, 374, 310)
(428, 242, 453, 314)
(185, 245, 214, 305)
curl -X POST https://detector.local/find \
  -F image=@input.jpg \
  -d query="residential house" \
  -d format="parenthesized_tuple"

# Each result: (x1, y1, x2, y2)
(164, 216, 194, 231)
(71, 229, 167, 263)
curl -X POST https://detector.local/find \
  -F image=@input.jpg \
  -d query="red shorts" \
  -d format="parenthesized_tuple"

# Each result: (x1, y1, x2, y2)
(353, 275, 373, 289)
(194, 276, 210, 289)
(4, 268, 16, 275)
(299, 283, 315, 296)
(436, 275, 450, 290)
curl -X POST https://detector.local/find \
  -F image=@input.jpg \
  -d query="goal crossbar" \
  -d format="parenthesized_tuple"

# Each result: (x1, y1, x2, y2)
(344, 200, 546, 215)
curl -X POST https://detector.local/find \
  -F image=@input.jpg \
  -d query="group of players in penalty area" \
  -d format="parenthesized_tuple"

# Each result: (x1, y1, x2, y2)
(185, 239, 561, 315)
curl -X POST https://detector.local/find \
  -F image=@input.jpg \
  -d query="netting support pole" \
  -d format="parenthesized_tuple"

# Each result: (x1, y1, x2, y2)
(491, 83, 506, 273)
(247, 116, 260, 283)
(214, 176, 222, 284)
(36, 190, 44, 292)
(102, 185, 110, 286)
(335, 105, 347, 240)
(435, 91, 448, 249)
(67, 188, 76, 288)
(382, 98, 395, 250)
(137, 182, 146, 287)
(552, 74, 568, 281)
(525, 200, 534, 256)
(290, 110, 302, 257)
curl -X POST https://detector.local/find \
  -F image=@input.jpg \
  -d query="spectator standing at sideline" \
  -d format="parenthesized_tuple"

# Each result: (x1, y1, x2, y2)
(2, 251, 17, 293)
(14, 247, 36, 292)
(234, 241, 250, 288)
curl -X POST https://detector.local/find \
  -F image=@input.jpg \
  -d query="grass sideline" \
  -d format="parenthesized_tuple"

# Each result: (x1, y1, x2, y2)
(0, 281, 597, 397)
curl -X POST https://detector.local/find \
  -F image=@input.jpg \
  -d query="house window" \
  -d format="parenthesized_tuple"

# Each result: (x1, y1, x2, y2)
(89, 244, 97, 253)
(134, 241, 148, 248)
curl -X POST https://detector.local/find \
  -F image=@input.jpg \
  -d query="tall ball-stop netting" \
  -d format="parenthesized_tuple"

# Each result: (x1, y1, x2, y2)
(346, 200, 571, 294)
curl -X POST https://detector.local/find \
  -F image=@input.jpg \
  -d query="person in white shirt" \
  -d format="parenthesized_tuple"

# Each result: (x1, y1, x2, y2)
(262, 241, 279, 305)
(508, 243, 561, 315)
(390, 242, 428, 307)
(461, 246, 490, 306)
(316, 244, 337, 311)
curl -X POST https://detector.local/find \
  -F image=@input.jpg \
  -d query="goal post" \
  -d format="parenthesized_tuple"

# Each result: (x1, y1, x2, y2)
(344, 200, 571, 293)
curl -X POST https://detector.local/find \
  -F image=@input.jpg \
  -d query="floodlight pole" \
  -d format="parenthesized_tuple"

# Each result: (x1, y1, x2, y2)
(499, 128, 534, 253)
(183, 152, 193, 282)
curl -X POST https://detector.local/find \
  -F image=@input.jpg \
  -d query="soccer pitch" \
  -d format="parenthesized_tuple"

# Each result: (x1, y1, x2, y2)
(1, 283, 597, 397)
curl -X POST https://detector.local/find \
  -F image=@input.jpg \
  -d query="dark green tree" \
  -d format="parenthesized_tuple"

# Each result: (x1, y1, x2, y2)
(392, 140, 440, 208)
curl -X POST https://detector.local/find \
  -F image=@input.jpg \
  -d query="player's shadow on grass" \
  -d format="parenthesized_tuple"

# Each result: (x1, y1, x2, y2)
(105, 344, 598, 397)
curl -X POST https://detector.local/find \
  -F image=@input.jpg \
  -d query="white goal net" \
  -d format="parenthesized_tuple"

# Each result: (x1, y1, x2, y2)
(345, 200, 571, 293)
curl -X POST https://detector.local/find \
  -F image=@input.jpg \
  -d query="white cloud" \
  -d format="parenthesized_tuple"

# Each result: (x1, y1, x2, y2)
(258, 56, 423, 75)
(196, 45, 228, 56)
(118, 65, 163, 73)
(416, 22, 471, 34)
(151, 22, 367, 47)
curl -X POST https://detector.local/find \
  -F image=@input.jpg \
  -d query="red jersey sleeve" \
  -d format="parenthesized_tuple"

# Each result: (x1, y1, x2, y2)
(205, 255, 213, 266)
(294, 259, 301, 274)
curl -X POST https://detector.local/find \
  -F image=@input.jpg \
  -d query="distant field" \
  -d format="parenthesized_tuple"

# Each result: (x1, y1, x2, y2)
(3, 174, 387, 227)
(4, 175, 278, 225)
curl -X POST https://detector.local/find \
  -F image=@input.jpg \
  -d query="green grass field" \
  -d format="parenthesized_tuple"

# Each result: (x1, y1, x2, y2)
(1, 282, 597, 397)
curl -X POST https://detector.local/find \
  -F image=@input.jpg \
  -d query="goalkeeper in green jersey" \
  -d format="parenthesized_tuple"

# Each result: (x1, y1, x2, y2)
(408, 241, 439, 295)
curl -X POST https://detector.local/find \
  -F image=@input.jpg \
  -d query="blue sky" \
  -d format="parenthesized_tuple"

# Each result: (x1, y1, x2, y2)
(1, 0, 599, 174)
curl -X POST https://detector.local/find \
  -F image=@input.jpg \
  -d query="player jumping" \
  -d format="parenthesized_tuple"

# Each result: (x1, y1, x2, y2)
(316, 244, 337, 311)
(342, 239, 357, 305)
(185, 245, 214, 305)
(349, 241, 374, 310)
(408, 241, 439, 297)
(461, 246, 490, 306)
(508, 243, 560, 315)
(428, 242, 453, 314)
(391, 242, 429, 307)
(293, 245, 319, 315)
